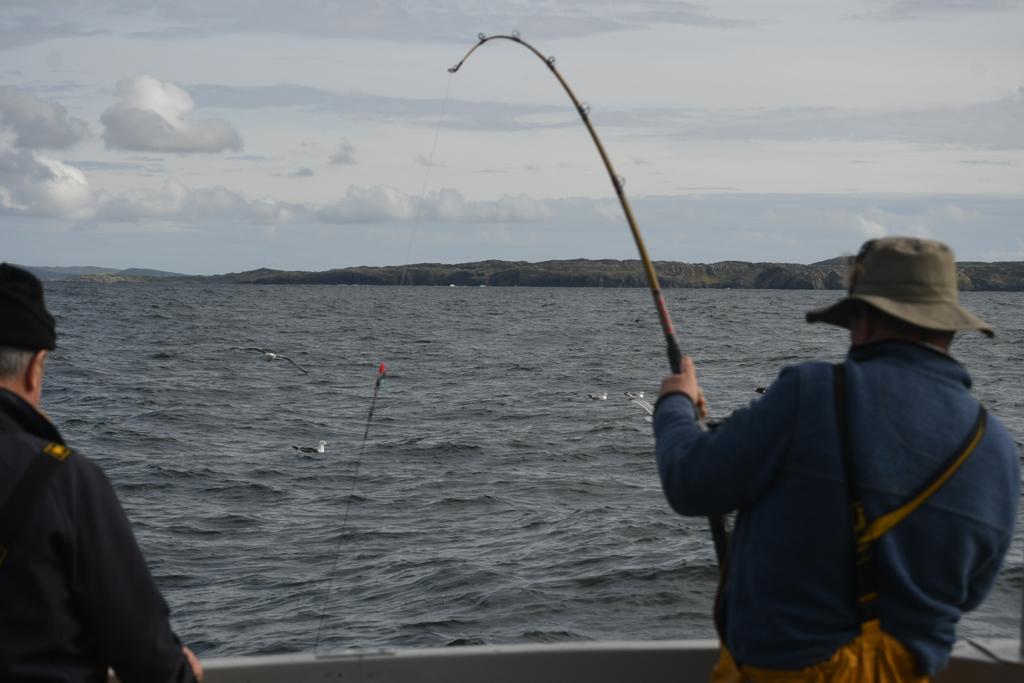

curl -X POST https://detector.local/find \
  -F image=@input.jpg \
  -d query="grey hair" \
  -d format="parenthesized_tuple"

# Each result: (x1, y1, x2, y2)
(0, 347, 34, 380)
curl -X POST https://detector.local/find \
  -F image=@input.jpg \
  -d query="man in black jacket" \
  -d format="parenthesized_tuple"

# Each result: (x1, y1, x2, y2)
(0, 263, 202, 682)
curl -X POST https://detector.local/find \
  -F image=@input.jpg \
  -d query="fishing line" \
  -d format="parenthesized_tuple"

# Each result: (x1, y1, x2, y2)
(312, 71, 455, 652)
(313, 361, 387, 654)
(312, 74, 453, 650)
(398, 73, 455, 287)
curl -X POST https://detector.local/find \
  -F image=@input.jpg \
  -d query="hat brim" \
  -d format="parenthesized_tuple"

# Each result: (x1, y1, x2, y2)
(806, 294, 994, 338)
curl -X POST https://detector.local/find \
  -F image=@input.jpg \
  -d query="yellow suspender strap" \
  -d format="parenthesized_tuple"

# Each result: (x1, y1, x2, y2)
(858, 406, 986, 544)
(834, 363, 988, 618)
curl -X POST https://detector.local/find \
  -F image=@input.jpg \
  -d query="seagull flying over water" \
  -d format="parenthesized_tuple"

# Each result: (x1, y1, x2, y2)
(587, 392, 608, 401)
(628, 397, 655, 423)
(234, 347, 309, 374)
(628, 397, 655, 416)
(292, 440, 327, 454)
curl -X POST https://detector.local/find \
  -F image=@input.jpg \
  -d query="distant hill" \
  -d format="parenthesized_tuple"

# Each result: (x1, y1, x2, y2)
(18, 259, 1024, 290)
(194, 258, 1024, 291)
(21, 265, 117, 279)
(117, 268, 189, 278)
(20, 265, 190, 281)
(810, 255, 855, 266)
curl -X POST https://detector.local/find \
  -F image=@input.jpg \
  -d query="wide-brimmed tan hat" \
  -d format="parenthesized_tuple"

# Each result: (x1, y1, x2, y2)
(806, 237, 993, 337)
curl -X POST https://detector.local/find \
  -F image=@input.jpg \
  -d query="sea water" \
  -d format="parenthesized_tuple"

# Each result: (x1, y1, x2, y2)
(40, 284, 1024, 656)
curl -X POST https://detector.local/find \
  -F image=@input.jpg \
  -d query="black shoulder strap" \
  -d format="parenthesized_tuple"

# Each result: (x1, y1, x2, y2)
(0, 442, 73, 567)
(832, 363, 879, 620)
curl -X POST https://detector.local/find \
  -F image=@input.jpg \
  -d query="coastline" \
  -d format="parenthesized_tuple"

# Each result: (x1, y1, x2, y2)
(27, 258, 1024, 291)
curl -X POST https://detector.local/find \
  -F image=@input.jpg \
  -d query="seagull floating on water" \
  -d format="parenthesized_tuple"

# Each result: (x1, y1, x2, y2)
(292, 440, 327, 454)
(587, 392, 608, 401)
(624, 390, 645, 399)
(234, 347, 309, 374)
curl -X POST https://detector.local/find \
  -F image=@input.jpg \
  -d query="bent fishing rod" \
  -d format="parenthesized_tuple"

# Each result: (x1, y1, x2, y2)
(448, 33, 729, 570)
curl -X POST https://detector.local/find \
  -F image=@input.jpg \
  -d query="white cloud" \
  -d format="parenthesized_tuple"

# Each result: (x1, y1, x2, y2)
(934, 204, 974, 222)
(416, 188, 554, 222)
(93, 181, 188, 221)
(0, 148, 92, 218)
(93, 181, 297, 224)
(0, 87, 90, 149)
(0, 159, 552, 227)
(592, 200, 624, 223)
(0, 159, 294, 225)
(100, 74, 243, 153)
(182, 187, 294, 224)
(328, 139, 357, 165)
(316, 186, 553, 224)
(854, 215, 888, 239)
(5, 188, 1022, 270)
(317, 185, 414, 223)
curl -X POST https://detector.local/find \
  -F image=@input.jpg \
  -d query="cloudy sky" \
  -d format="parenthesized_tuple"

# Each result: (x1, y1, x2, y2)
(1, 1, 1022, 274)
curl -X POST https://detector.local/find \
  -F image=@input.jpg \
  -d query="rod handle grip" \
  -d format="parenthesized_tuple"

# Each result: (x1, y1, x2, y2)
(666, 332, 683, 375)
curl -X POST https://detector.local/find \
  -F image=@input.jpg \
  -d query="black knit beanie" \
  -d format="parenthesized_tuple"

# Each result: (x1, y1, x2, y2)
(0, 263, 57, 350)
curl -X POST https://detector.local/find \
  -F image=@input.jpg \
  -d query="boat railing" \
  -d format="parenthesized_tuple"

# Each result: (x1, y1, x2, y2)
(106, 636, 1024, 683)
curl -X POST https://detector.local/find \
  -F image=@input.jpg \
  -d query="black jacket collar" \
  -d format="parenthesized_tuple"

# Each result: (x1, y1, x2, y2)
(0, 388, 64, 445)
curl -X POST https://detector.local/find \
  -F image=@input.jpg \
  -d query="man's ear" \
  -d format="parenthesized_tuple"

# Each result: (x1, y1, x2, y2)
(24, 350, 48, 402)
(849, 304, 874, 345)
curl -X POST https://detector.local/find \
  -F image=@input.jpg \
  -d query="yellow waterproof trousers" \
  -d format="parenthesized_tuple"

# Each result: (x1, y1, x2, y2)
(710, 620, 928, 683)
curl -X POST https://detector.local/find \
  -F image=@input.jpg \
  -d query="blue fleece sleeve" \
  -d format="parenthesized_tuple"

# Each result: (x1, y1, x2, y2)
(654, 366, 800, 516)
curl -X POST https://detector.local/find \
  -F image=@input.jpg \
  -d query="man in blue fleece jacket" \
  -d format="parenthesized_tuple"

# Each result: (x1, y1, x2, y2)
(653, 238, 1019, 679)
